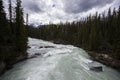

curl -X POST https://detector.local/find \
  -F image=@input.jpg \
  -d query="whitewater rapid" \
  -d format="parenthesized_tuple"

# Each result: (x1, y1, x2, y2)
(0, 38, 120, 80)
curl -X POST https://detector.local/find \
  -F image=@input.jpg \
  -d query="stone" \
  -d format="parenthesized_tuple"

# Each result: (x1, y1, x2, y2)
(35, 53, 42, 56)
(44, 46, 55, 48)
(90, 66, 103, 72)
(39, 46, 44, 48)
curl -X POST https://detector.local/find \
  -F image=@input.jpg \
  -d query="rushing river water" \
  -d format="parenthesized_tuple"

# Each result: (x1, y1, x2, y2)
(0, 38, 120, 80)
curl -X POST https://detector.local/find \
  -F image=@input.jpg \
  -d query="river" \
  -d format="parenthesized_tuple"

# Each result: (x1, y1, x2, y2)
(0, 38, 120, 80)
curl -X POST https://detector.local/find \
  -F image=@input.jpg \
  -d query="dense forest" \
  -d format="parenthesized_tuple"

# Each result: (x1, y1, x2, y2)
(28, 7, 120, 59)
(0, 0, 27, 74)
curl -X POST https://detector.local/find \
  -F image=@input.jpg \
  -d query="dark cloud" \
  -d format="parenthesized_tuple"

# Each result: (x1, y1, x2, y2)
(4, 0, 43, 13)
(22, 0, 44, 13)
(3, 0, 118, 25)
(52, 4, 56, 7)
(63, 0, 114, 13)
(24, 3, 42, 13)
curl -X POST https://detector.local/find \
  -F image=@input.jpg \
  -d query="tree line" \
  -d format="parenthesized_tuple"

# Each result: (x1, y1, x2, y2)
(28, 7, 120, 59)
(0, 0, 27, 66)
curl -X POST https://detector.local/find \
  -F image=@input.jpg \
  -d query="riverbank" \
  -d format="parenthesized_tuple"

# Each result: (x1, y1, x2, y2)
(51, 40, 120, 72)
(87, 51, 120, 72)
(0, 53, 27, 75)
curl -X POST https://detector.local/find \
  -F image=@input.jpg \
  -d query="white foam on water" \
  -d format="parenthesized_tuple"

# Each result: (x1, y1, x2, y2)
(0, 38, 120, 80)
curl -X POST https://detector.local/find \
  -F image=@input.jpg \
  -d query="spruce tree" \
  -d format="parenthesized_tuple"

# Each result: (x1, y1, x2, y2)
(15, 0, 27, 53)
(0, 0, 9, 43)
(8, 0, 12, 33)
(0, 0, 11, 60)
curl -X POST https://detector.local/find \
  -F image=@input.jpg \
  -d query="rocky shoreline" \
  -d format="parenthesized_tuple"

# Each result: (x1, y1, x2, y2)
(0, 54, 27, 75)
(52, 40, 120, 72)
(87, 51, 120, 72)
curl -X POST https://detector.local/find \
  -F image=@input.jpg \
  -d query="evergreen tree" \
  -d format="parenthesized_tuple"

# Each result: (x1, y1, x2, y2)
(0, 0, 9, 43)
(15, 0, 27, 53)
(0, 0, 11, 60)
(8, 0, 12, 33)
(0, 0, 28, 70)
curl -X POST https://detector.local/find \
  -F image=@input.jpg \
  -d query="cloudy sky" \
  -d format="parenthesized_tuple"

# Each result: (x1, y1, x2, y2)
(3, 0, 120, 26)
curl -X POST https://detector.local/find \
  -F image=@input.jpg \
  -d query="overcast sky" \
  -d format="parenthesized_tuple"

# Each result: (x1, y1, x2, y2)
(3, 0, 120, 26)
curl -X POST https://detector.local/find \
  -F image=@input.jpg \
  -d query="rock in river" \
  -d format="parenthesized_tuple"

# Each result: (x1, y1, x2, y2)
(90, 66, 103, 72)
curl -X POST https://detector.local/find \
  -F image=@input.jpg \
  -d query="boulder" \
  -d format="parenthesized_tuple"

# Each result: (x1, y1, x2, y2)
(39, 46, 44, 48)
(35, 53, 42, 56)
(39, 46, 55, 48)
(90, 66, 103, 72)
(44, 46, 55, 48)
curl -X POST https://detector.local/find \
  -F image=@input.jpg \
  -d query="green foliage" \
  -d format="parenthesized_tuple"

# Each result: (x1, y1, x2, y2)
(0, 0, 28, 62)
(15, 0, 28, 52)
(0, 0, 10, 43)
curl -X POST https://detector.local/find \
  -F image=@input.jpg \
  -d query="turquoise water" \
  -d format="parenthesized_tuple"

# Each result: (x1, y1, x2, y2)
(0, 38, 120, 80)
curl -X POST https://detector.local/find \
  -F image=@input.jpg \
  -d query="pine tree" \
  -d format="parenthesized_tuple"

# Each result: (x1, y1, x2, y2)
(15, 0, 27, 53)
(0, 0, 11, 60)
(114, 6, 120, 59)
(0, 0, 9, 43)
(8, 0, 12, 33)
